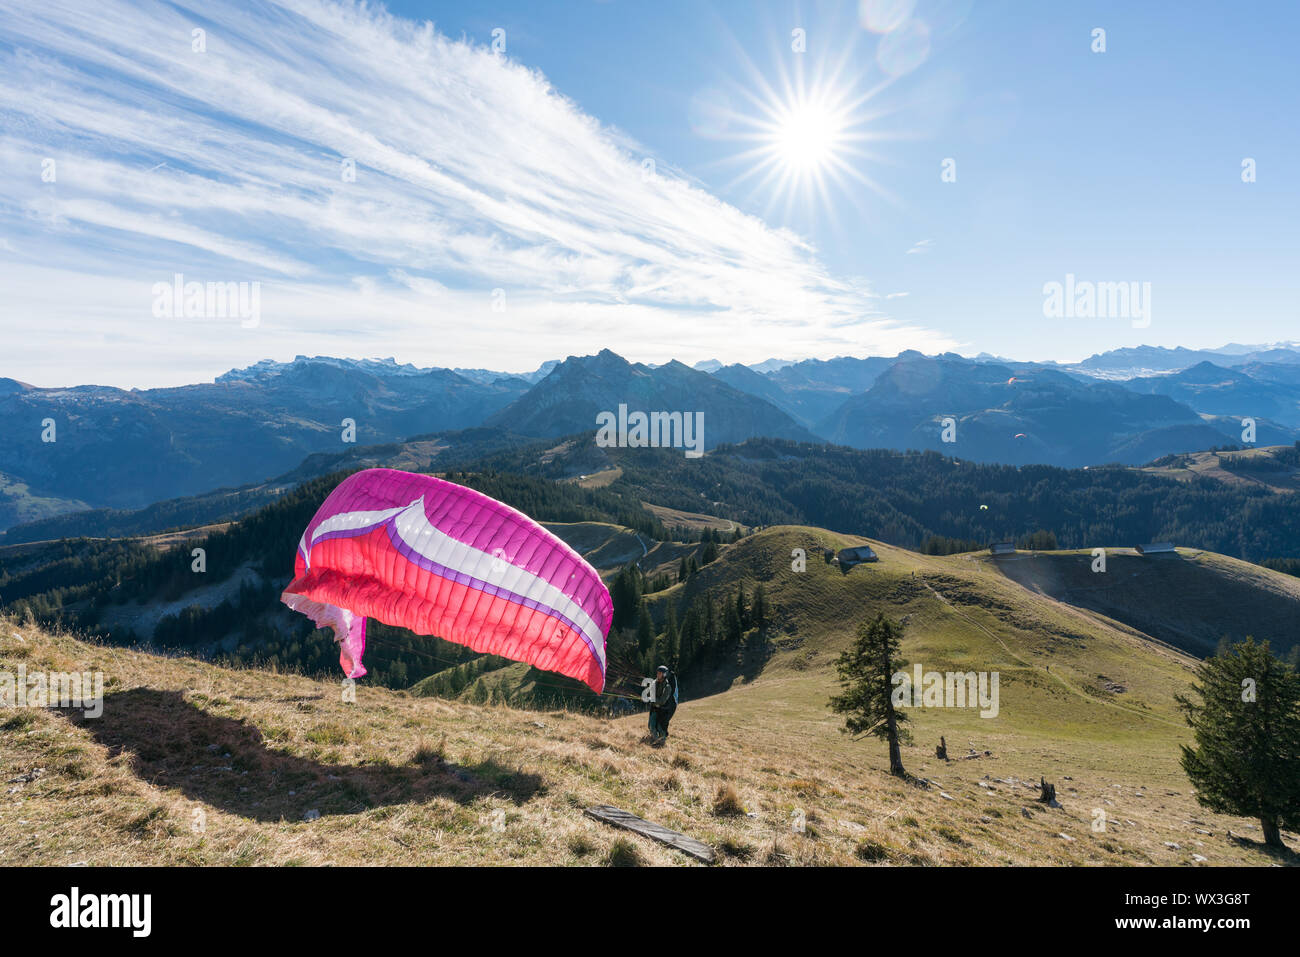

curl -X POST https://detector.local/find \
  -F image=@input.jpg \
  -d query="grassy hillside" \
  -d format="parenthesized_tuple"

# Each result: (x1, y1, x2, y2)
(1140, 444, 1300, 493)
(642, 528, 1202, 727)
(5, 528, 1297, 866)
(993, 547, 1300, 659)
(0, 472, 90, 531)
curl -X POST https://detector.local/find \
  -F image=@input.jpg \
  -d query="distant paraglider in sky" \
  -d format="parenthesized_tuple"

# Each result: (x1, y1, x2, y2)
(281, 469, 613, 693)
(1014, 433, 1027, 439)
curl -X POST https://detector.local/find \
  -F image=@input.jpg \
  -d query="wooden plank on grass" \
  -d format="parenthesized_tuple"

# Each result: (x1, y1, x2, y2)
(584, 804, 716, 863)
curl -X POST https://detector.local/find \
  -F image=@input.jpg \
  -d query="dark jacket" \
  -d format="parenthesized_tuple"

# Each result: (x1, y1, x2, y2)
(653, 675, 675, 709)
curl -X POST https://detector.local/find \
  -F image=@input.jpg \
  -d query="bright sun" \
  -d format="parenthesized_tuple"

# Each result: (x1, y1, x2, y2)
(713, 70, 890, 224)
(705, 30, 903, 224)
(772, 101, 843, 174)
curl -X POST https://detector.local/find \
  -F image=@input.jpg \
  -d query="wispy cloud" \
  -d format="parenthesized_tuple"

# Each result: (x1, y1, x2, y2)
(885, 291, 909, 299)
(906, 239, 934, 255)
(0, 0, 956, 386)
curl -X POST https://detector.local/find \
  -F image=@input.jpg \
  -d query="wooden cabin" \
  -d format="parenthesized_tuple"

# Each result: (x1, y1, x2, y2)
(837, 545, 878, 567)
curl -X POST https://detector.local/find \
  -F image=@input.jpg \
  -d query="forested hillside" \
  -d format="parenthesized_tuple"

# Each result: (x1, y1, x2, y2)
(484, 437, 1300, 562)
(0, 468, 684, 693)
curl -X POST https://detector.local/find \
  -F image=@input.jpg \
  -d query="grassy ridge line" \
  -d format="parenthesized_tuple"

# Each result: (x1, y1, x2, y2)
(993, 548, 1300, 659)
(641, 527, 1197, 723)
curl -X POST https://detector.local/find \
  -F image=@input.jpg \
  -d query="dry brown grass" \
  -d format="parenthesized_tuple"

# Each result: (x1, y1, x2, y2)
(2, 615, 1296, 867)
(712, 783, 746, 817)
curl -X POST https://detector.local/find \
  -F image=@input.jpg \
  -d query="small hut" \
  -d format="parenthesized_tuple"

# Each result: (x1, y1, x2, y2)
(1135, 542, 1176, 556)
(837, 545, 878, 568)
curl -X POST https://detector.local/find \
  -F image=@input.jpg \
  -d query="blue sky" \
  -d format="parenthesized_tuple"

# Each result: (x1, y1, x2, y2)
(1, 0, 1297, 387)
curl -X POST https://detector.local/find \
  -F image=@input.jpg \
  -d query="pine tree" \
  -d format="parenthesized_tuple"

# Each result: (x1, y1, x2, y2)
(664, 604, 680, 668)
(610, 565, 643, 631)
(735, 585, 749, 631)
(723, 592, 743, 645)
(1177, 637, 1300, 848)
(636, 600, 654, 656)
(829, 613, 911, 778)
(679, 602, 700, 671)
(751, 584, 768, 634)
(678, 556, 688, 583)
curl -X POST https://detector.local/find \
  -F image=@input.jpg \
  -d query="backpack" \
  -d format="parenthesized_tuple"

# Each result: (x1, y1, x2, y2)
(667, 669, 679, 705)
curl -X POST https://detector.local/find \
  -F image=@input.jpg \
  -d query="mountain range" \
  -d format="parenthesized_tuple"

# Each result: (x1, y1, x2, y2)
(3, 343, 1299, 532)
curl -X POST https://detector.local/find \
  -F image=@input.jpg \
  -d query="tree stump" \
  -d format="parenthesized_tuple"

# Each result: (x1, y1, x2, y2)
(1037, 776, 1057, 805)
(935, 736, 948, 760)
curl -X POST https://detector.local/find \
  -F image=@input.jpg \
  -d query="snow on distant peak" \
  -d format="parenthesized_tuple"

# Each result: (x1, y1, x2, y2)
(217, 356, 432, 382)
(748, 358, 795, 374)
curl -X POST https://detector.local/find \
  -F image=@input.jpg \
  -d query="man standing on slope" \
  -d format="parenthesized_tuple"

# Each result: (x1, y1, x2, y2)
(649, 665, 678, 745)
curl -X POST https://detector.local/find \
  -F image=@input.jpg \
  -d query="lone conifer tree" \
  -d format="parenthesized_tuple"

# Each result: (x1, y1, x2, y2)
(1177, 637, 1300, 848)
(830, 612, 910, 777)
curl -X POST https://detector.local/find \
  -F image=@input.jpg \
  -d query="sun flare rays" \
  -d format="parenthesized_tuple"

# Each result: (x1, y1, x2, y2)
(698, 22, 909, 229)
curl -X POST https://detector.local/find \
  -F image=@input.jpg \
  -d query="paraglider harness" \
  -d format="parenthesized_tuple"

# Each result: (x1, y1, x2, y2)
(666, 669, 679, 708)
(654, 668, 679, 713)
(648, 667, 679, 742)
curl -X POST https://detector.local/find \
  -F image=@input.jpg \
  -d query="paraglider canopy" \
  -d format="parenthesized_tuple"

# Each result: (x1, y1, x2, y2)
(281, 469, 612, 693)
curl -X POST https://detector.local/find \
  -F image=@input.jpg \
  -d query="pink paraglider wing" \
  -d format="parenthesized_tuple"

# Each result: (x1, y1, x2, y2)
(280, 469, 612, 693)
